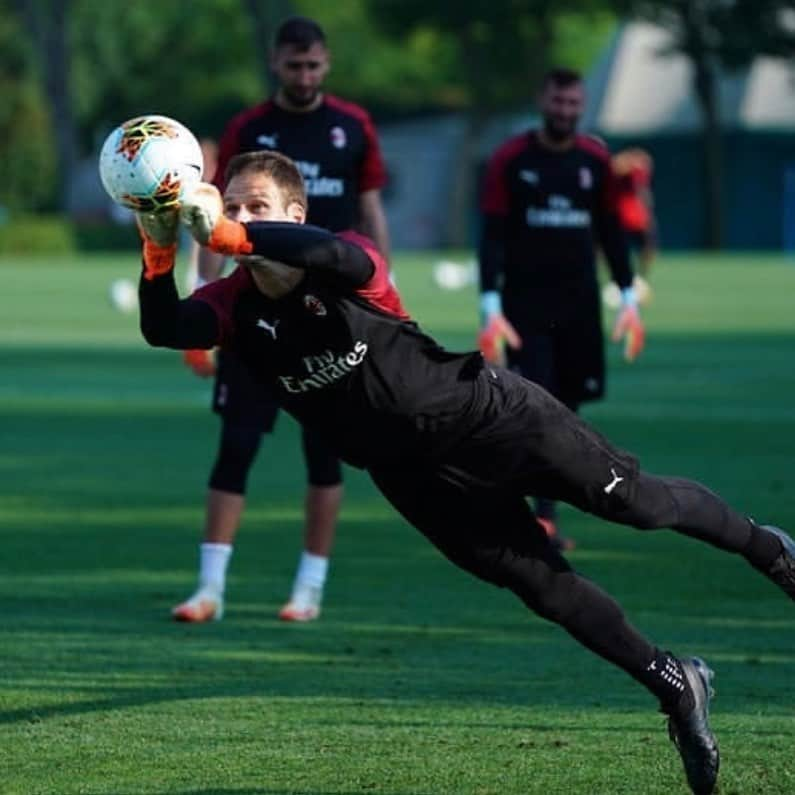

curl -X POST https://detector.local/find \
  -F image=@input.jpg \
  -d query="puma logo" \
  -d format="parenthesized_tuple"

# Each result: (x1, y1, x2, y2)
(604, 467, 624, 495)
(257, 317, 280, 340)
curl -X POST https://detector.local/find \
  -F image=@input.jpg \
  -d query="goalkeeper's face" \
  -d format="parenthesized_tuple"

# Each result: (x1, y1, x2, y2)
(539, 81, 585, 142)
(223, 171, 306, 227)
(272, 42, 330, 111)
(223, 170, 307, 286)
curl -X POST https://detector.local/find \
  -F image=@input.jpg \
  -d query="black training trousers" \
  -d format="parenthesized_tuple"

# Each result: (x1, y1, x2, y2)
(368, 368, 754, 693)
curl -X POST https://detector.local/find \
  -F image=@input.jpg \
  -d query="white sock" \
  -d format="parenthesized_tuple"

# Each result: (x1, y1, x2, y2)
(198, 542, 233, 595)
(293, 551, 328, 592)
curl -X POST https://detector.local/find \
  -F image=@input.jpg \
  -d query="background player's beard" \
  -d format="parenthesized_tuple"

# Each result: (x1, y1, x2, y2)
(282, 86, 321, 109)
(543, 117, 577, 143)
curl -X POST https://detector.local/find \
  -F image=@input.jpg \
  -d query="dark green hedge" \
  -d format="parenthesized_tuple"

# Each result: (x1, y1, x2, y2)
(0, 216, 139, 254)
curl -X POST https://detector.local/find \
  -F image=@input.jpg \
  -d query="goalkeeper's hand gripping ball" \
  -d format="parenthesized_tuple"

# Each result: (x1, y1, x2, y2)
(136, 208, 179, 281)
(180, 183, 253, 256)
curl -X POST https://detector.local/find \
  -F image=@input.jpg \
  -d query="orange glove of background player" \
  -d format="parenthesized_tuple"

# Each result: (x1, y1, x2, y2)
(182, 349, 216, 378)
(477, 291, 522, 365)
(611, 288, 646, 362)
(136, 208, 179, 281)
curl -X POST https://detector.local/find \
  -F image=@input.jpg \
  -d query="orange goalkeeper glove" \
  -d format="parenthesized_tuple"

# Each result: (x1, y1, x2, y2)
(611, 288, 646, 362)
(136, 208, 179, 281)
(477, 291, 522, 365)
(183, 349, 216, 378)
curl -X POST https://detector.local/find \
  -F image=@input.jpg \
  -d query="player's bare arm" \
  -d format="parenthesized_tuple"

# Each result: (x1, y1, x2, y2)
(357, 189, 391, 262)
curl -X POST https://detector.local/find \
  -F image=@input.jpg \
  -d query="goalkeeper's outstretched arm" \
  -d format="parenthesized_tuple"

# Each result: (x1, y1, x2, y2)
(243, 222, 374, 286)
(135, 207, 220, 351)
(139, 267, 219, 351)
(181, 182, 374, 287)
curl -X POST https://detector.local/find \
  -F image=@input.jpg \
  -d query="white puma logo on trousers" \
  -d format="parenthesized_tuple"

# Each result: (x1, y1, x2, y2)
(604, 467, 624, 494)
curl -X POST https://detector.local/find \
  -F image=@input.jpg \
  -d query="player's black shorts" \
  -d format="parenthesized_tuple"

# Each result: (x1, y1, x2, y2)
(212, 349, 342, 486)
(505, 286, 605, 409)
(212, 349, 280, 432)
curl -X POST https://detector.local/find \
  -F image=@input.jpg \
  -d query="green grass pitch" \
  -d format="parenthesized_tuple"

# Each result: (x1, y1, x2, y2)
(1, 250, 794, 794)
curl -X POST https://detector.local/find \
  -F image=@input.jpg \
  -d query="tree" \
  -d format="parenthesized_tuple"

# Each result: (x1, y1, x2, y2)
(71, 0, 265, 144)
(0, 3, 55, 211)
(14, 0, 75, 210)
(10, 0, 270, 211)
(612, 0, 795, 248)
(367, 0, 615, 245)
(242, 0, 295, 91)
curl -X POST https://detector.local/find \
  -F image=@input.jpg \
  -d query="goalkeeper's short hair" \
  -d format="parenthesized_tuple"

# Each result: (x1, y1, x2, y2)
(224, 151, 307, 213)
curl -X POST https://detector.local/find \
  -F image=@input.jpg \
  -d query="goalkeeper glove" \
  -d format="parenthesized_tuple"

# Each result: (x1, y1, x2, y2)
(180, 183, 253, 255)
(477, 291, 522, 365)
(183, 348, 216, 378)
(136, 208, 179, 281)
(611, 286, 646, 362)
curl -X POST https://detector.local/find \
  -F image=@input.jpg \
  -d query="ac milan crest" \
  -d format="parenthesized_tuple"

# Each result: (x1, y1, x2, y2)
(330, 126, 347, 149)
(304, 294, 327, 316)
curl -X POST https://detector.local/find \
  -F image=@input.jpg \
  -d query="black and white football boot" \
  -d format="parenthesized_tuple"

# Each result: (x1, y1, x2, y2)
(758, 524, 795, 601)
(665, 657, 719, 795)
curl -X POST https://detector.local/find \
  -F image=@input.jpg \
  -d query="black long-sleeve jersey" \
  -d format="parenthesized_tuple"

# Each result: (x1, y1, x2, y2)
(213, 95, 387, 232)
(479, 131, 631, 327)
(140, 226, 486, 469)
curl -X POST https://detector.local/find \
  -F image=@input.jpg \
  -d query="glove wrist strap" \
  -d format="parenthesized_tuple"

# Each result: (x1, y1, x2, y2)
(208, 217, 253, 256)
(142, 241, 177, 281)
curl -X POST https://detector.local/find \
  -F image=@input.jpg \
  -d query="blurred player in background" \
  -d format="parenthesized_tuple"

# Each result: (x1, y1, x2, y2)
(477, 67, 644, 551)
(173, 15, 389, 623)
(605, 147, 657, 307)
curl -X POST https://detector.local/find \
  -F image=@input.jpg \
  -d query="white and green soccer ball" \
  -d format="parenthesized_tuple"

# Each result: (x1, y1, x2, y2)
(99, 115, 203, 213)
(108, 278, 138, 314)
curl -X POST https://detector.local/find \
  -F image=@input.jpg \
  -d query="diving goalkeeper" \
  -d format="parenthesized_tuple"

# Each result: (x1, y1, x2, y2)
(136, 149, 795, 795)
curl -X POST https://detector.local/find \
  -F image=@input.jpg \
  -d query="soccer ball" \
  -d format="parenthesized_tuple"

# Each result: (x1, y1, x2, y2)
(108, 278, 138, 314)
(432, 259, 476, 291)
(99, 115, 203, 213)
